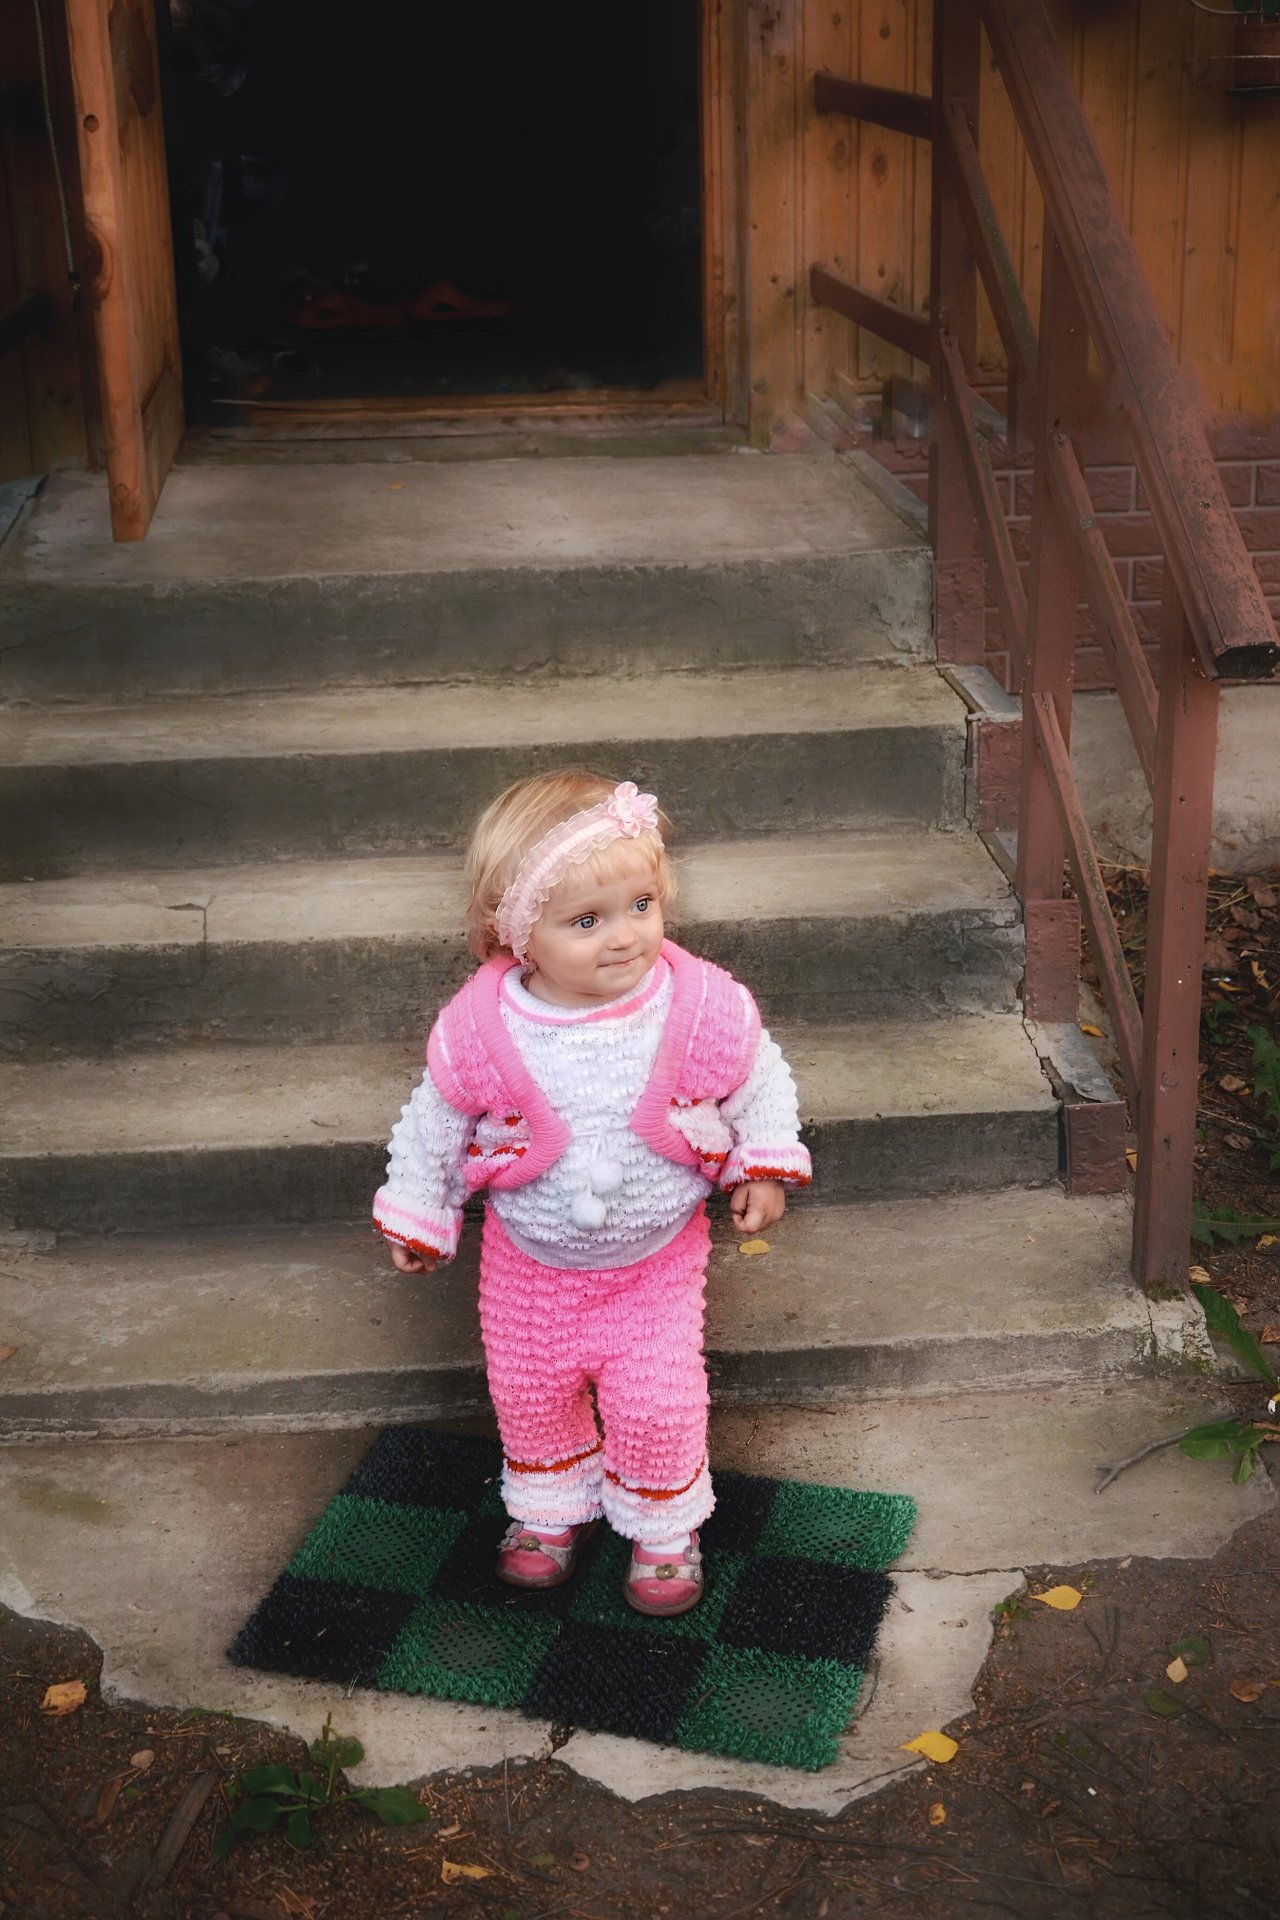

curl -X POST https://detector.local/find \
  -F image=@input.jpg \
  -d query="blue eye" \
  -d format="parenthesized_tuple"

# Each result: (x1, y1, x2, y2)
(574, 914, 598, 931)
(634, 897, 650, 913)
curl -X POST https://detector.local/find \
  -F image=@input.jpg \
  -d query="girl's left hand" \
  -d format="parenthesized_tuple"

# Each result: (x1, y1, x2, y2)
(729, 1179, 787, 1236)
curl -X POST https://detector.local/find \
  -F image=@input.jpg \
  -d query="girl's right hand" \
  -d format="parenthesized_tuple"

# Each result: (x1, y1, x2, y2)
(389, 1242, 436, 1275)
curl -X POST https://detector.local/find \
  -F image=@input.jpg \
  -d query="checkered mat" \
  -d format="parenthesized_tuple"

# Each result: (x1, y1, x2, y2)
(229, 1428, 917, 1771)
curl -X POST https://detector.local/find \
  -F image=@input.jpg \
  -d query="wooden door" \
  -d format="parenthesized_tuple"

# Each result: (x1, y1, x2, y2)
(65, 0, 182, 540)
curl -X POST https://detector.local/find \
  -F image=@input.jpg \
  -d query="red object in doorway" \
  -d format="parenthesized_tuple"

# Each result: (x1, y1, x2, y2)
(410, 281, 513, 322)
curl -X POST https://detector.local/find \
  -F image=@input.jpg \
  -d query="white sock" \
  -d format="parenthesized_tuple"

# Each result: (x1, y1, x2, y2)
(638, 1533, 691, 1557)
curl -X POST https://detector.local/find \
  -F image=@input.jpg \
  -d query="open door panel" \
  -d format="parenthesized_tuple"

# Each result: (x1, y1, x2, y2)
(66, 0, 182, 539)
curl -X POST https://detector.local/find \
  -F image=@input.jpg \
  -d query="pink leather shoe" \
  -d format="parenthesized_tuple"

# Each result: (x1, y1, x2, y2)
(624, 1532, 704, 1617)
(495, 1519, 596, 1590)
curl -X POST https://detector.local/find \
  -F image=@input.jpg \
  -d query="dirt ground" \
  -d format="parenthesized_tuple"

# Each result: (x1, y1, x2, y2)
(3, 1507, 1279, 1920)
(1097, 861, 1280, 1340)
(3, 871, 1278, 1920)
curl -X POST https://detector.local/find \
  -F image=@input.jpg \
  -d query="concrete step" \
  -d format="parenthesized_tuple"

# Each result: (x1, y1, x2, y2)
(0, 454, 931, 703)
(1, 665, 965, 880)
(0, 1380, 1266, 1813)
(0, 1016, 1058, 1235)
(0, 829, 1023, 1055)
(0, 1191, 1150, 1438)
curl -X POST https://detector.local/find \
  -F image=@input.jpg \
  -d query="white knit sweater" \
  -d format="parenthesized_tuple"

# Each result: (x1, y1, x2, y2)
(375, 958, 810, 1269)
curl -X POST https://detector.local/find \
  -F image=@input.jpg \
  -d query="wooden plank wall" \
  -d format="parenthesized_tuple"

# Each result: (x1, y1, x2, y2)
(752, 0, 1279, 436)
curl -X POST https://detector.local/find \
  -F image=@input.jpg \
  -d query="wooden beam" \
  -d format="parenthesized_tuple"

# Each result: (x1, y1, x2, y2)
(929, 5, 984, 665)
(808, 264, 929, 365)
(812, 72, 933, 141)
(1133, 583, 1221, 1294)
(1031, 693, 1143, 1102)
(940, 97, 1039, 412)
(936, 327, 1027, 665)
(1017, 219, 1090, 1023)
(1044, 428, 1159, 790)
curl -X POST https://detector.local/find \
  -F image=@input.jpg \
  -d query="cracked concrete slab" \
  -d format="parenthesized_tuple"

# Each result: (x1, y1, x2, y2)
(0, 1381, 1269, 1815)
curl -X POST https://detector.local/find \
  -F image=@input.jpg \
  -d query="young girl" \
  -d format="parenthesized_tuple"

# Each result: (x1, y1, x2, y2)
(373, 771, 811, 1617)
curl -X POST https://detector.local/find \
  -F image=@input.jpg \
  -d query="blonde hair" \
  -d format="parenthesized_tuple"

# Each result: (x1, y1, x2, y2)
(464, 769, 676, 960)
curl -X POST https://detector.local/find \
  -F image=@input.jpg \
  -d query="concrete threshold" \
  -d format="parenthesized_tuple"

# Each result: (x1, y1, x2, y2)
(0, 1191, 1162, 1438)
(0, 457, 933, 700)
(0, 1381, 1269, 1814)
(6, 455, 925, 587)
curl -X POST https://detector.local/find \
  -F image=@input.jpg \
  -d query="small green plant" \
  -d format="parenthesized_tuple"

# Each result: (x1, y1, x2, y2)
(1179, 1283, 1280, 1485)
(992, 1595, 1029, 1627)
(212, 1714, 431, 1861)
(1099, 1286, 1279, 1491)
(1190, 1200, 1280, 1246)
(1201, 997, 1236, 1042)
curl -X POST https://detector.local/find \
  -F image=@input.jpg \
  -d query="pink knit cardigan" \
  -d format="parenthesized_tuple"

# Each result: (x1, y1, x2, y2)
(425, 940, 761, 1190)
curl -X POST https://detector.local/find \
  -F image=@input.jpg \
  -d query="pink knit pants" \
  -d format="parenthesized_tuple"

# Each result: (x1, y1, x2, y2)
(477, 1205, 714, 1544)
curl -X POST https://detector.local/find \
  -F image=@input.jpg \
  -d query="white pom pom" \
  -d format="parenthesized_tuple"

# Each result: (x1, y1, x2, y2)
(570, 1189, 608, 1230)
(589, 1158, 624, 1195)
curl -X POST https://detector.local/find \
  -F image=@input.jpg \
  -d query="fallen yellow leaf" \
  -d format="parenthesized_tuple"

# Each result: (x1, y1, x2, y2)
(1165, 1656, 1188, 1685)
(1125, 1148, 1138, 1171)
(928, 1802, 947, 1826)
(441, 1861, 492, 1884)
(737, 1238, 770, 1257)
(1229, 1677, 1264, 1704)
(1078, 1023, 1104, 1038)
(1189, 1266, 1213, 1286)
(902, 1731, 958, 1764)
(40, 1680, 87, 1716)
(1259, 1239, 1278, 1254)
(1260, 1325, 1280, 1344)
(1033, 1586, 1083, 1611)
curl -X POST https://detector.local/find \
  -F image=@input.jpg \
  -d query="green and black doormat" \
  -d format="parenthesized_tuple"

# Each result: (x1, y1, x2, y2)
(230, 1429, 916, 1772)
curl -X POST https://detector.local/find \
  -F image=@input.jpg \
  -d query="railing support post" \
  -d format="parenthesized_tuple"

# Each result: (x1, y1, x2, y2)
(1132, 585, 1221, 1295)
(929, 7, 984, 665)
(1017, 221, 1088, 1021)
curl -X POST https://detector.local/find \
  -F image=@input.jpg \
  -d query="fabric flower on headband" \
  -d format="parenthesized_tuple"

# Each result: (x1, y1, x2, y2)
(606, 782, 659, 838)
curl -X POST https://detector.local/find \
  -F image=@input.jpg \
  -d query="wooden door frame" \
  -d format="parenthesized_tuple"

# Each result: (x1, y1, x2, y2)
(66, 0, 182, 537)
(701, 0, 747, 428)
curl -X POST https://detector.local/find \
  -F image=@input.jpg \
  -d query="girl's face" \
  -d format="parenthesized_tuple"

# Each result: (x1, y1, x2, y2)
(523, 861, 664, 1007)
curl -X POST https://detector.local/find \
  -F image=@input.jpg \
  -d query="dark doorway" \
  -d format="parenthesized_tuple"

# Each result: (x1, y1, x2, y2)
(164, 1, 704, 417)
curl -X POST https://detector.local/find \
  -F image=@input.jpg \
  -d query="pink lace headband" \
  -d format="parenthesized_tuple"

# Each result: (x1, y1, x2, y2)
(495, 782, 663, 959)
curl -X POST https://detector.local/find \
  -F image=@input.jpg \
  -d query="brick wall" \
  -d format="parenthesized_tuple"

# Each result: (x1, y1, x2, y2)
(869, 421, 1280, 693)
